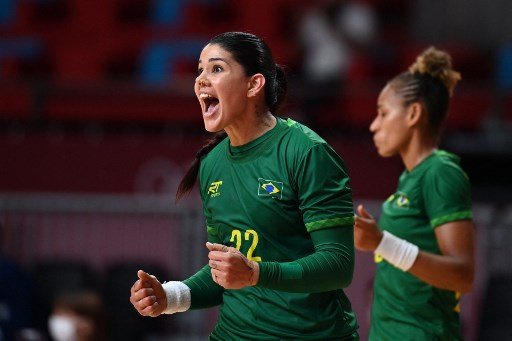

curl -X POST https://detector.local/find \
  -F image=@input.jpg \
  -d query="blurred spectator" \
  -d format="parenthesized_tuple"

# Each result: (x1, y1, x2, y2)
(0, 257, 36, 340)
(0, 227, 40, 341)
(296, 0, 376, 128)
(47, 290, 108, 341)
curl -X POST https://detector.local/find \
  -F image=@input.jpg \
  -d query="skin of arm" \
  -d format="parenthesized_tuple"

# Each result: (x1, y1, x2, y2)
(354, 204, 475, 293)
(411, 220, 475, 293)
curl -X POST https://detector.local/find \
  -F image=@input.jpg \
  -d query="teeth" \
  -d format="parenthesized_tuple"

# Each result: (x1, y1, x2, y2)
(200, 93, 213, 99)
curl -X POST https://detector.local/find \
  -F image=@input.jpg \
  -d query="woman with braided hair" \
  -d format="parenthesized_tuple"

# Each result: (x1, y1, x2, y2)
(354, 46, 475, 340)
(130, 31, 359, 340)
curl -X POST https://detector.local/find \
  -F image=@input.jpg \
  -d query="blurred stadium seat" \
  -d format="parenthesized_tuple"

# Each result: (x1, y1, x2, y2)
(140, 38, 206, 84)
(0, 38, 41, 78)
(150, 0, 185, 26)
(0, 82, 33, 120)
(44, 83, 201, 125)
(495, 44, 512, 92)
(447, 86, 493, 132)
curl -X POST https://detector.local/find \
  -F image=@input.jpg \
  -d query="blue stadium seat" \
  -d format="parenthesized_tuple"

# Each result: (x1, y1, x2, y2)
(150, 0, 185, 26)
(496, 44, 512, 92)
(140, 38, 206, 84)
(0, 0, 15, 25)
(0, 38, 41, 60)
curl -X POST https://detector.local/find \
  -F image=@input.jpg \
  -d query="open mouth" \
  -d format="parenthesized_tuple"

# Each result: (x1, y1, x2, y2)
(199, 93, 219, 115)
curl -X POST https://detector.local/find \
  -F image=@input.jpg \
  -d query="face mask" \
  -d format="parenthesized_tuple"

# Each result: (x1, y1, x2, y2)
(48, 315, 77, 341)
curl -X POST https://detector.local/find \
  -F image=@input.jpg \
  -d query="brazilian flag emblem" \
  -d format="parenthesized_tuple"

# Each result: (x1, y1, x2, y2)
(386, 193, 410, 208)
(258, 178, 283, 199)
(396, 194, 410, 207)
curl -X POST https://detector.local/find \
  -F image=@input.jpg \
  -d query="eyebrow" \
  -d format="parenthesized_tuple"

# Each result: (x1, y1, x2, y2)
(198, 57, 227, 64)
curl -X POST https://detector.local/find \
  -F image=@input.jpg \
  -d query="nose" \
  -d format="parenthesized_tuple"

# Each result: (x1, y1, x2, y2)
(369, 116, 379, 133)
(196, 77, 208, 87)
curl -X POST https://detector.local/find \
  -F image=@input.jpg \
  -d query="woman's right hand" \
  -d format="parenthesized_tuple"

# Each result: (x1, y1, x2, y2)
(354, 204, 383, 252)
(130, 270, 167, 317)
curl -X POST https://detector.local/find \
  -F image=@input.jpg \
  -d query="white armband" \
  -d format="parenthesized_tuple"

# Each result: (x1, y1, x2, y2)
(161, 281, 191, 314)
(375, 231, 419, 271)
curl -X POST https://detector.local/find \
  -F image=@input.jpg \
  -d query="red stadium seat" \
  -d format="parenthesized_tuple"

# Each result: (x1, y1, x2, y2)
(447, 87, 493, 132)
(44, 84, 202, 125)
(0, 82, 32, 120)
(341, 84, 380, 130)
(503, 94, 512, 123)
(398, 43, 493, 82)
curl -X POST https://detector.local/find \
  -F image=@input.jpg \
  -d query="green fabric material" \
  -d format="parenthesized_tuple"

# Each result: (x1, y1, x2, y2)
(258, 226, 355, 292)
(197, 117, 358, 340)
(370, 150, 472, 341)
(183, 265, 224, 310)
(306, 216, 355, 232)
(183, 231, 225, 310)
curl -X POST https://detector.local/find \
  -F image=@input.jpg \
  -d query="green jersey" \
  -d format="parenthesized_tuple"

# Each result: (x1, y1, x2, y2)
(199, 117, 358, 340)
(370, 150, 473, 341)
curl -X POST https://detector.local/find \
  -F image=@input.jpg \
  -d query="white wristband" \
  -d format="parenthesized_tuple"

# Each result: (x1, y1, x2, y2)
(375, 231, 419, 271)
(161, 281, 191, 314)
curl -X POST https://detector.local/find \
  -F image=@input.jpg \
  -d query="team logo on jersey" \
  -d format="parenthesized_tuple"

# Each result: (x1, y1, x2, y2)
(258, 178, 283, 199)
(386, 193, 410, 208)
(208, 181, 223, 198)
(396, 194, 409, 207)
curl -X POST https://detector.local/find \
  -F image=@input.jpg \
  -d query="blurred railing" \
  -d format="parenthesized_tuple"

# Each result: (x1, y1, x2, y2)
(0, 192, 216, 340)
(1, 193, 504, 340)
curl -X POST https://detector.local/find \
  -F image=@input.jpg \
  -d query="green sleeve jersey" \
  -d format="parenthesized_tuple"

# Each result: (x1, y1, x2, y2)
(198, 117, 358, 340)
(370, 150, 473, 341)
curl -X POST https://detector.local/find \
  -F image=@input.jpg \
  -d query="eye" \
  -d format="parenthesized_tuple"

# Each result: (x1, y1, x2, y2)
(197, 67, 204, 76)
(212, 65, 223, 73)
(374, 111, 385, 121)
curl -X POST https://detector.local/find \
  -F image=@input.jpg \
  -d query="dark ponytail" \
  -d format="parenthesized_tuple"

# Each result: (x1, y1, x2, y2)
(176, 131, 227, 201)
(270, 65, 288, 114)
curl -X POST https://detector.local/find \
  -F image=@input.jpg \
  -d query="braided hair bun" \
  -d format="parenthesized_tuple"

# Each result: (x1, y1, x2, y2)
(409, 46, 461, 96)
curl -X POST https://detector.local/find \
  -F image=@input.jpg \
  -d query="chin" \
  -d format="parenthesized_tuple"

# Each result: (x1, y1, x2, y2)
(379, 150, 396, 158)
(203, 125, 217, 133)
(375, 147, 390, 158)
(203, 121, 222, 133)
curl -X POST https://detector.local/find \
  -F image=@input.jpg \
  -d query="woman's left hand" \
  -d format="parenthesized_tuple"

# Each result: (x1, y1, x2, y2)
(206, 242, 259, 289)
